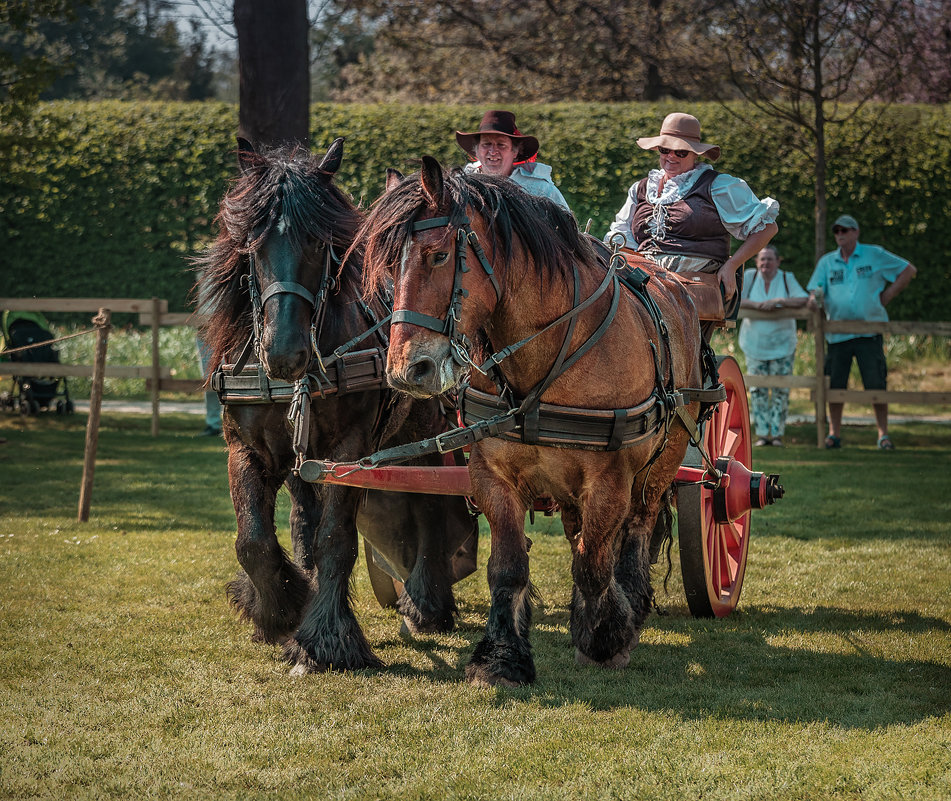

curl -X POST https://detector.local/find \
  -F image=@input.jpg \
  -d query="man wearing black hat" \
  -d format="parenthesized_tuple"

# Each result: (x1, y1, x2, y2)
(807, 214, 917, 450)
(456, 110, 569, 210)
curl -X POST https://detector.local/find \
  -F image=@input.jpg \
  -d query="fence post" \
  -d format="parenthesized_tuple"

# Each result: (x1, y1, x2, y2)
(150, 296, 161, 437)
(78, 308, 111, 522)
(812, 305, 827, 448)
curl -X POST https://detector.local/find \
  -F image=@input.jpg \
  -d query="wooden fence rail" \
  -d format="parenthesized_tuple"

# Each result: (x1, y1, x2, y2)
(2, 298, 948, 447)
(0, 297, 198, 436)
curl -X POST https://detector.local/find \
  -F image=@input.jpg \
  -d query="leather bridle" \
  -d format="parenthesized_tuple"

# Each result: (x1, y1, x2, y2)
(394, 214, 621, 413)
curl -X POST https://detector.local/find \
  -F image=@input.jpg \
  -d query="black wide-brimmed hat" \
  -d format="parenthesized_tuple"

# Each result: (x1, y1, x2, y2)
(455, 110, 540, 161)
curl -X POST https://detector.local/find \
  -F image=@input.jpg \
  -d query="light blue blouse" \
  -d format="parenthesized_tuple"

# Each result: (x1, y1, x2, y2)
(738, 268, 809, 360)
(604, 163, 779, 250)
(464, 161, 570, 210)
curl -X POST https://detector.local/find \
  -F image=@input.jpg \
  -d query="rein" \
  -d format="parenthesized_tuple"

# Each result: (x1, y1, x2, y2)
(394, 214, 620, 413)
(323, 218, 723, 476)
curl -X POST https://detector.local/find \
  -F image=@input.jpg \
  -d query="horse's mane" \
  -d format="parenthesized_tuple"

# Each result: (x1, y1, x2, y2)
(357, 168, 599, 299)
(193, 144, 365, 369)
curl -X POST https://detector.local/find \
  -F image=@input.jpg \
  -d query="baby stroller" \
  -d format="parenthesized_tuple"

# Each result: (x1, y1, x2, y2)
(0, 310, 73, 415)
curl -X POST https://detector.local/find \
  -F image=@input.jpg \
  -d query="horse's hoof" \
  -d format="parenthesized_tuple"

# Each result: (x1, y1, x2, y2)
(287, 652, 330, 676)
(400, 616, 452, 637)
(575, 647, 631, 669)
(282, 639, 382, 673)
(464, 664, 524, 688)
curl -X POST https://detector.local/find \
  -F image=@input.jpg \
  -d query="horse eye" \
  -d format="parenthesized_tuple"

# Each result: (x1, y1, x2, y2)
(432, 251, 450, 267)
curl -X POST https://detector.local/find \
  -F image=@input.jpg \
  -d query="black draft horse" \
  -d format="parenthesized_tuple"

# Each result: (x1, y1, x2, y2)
(196, 140, 477, 673)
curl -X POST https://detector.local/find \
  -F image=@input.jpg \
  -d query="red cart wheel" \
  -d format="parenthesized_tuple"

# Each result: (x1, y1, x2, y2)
(678, 355, 752, 618)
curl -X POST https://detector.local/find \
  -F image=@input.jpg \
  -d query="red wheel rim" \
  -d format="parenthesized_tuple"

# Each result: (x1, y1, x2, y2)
(700, 356, 751, 616)
(678, 355, 752, 618)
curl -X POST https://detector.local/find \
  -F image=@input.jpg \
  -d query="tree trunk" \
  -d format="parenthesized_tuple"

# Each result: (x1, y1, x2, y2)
(810, 3, 826, 267)
(234, 0, 310, 148)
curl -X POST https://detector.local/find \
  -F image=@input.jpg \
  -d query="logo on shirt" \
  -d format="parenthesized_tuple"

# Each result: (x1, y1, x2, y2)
(829, 269, 845, 285)
(856, 264, 873, 278)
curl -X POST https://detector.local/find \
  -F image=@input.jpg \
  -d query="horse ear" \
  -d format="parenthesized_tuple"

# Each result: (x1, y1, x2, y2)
(237, 137, 256, 174)
(385, 168, 404, 192)
(318, 137, 345, 176)
(420, 156, 445, 208)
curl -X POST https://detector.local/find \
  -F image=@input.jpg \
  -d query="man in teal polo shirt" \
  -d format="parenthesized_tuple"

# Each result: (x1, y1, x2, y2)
(807, 214, 917, 450)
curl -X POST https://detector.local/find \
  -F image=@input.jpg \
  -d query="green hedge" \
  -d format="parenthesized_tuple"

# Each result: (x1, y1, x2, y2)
(2, 101, 949, 321)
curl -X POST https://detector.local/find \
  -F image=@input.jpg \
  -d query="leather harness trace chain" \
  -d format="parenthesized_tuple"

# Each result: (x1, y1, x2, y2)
(325, 219, 726, 478)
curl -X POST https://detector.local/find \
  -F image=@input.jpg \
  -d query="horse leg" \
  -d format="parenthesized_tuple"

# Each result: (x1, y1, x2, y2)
(465, 488, 535, 687)
(284, 483, 383, 673)
(226, 445, 311, 643)
(610, 508, 657, 641)
(286, 474, 320, 572)
(570, 483, 639, 669)
(397, 494, 471, 635)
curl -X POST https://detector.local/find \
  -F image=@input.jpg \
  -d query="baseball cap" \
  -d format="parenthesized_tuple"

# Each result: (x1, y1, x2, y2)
(833, 214, 859, 230)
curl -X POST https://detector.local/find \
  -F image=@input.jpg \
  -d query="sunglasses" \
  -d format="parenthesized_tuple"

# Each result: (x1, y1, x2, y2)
(832, 227, 853, 234)
(658, 147, 691, 158)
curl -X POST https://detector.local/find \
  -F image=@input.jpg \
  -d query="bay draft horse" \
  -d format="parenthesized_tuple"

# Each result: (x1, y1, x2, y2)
(196, 141, 476, 674)
(357, 158, 705, 686)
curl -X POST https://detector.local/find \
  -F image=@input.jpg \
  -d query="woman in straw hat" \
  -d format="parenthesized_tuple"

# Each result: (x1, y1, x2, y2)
(605, 112, 779, 321)
(456, 110, 570, 210)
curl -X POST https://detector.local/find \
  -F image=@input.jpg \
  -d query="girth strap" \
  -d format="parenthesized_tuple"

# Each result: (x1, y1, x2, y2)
(460, 386, 670, 452)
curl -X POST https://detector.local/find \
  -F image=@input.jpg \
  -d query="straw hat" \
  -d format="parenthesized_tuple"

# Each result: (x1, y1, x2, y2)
(636, 112, 721, 161)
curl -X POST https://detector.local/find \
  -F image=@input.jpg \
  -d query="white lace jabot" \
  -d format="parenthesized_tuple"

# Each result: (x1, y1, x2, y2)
(644, 164, 713, 241)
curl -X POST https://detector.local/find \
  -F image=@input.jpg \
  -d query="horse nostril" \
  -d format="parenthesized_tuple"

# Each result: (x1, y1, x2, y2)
(406, 356, 437, 386)
(264, 347, 309, 381)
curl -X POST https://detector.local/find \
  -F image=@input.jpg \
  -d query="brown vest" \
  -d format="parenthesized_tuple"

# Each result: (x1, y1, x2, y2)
(631, 169, 730, 263)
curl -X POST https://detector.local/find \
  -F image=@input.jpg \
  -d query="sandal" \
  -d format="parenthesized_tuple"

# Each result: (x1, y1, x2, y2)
(770, 437, 784, 447)
(824, 435, 842, 449)
(754, 437, 769, 447)
(877, 435, 895, 450)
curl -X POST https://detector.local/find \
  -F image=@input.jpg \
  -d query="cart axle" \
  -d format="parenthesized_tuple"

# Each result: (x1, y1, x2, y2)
(298, 456, 784, 520)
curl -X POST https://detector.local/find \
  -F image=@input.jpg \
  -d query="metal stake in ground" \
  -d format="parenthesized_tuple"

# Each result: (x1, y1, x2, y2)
(78, 308, 111, 522)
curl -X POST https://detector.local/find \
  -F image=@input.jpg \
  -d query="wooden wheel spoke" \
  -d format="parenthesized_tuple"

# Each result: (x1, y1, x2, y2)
(679, 356, 752, 618)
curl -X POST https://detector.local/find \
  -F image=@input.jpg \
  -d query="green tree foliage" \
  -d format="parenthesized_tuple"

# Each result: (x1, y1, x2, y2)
(0, 0, 85, 116)
(2, 101, 948, 323)
(3, 0, 217, 103)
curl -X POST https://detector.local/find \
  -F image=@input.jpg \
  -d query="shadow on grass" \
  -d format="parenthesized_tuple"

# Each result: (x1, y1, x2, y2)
(373, 599, 951, 730)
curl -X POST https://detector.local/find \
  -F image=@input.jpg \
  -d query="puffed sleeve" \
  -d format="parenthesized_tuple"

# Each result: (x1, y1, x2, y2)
(603, 181, 640, 249)
(711, 173, 780, 240)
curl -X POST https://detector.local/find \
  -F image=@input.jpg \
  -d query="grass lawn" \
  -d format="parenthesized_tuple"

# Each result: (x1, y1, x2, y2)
(1, 411, 949, 800)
